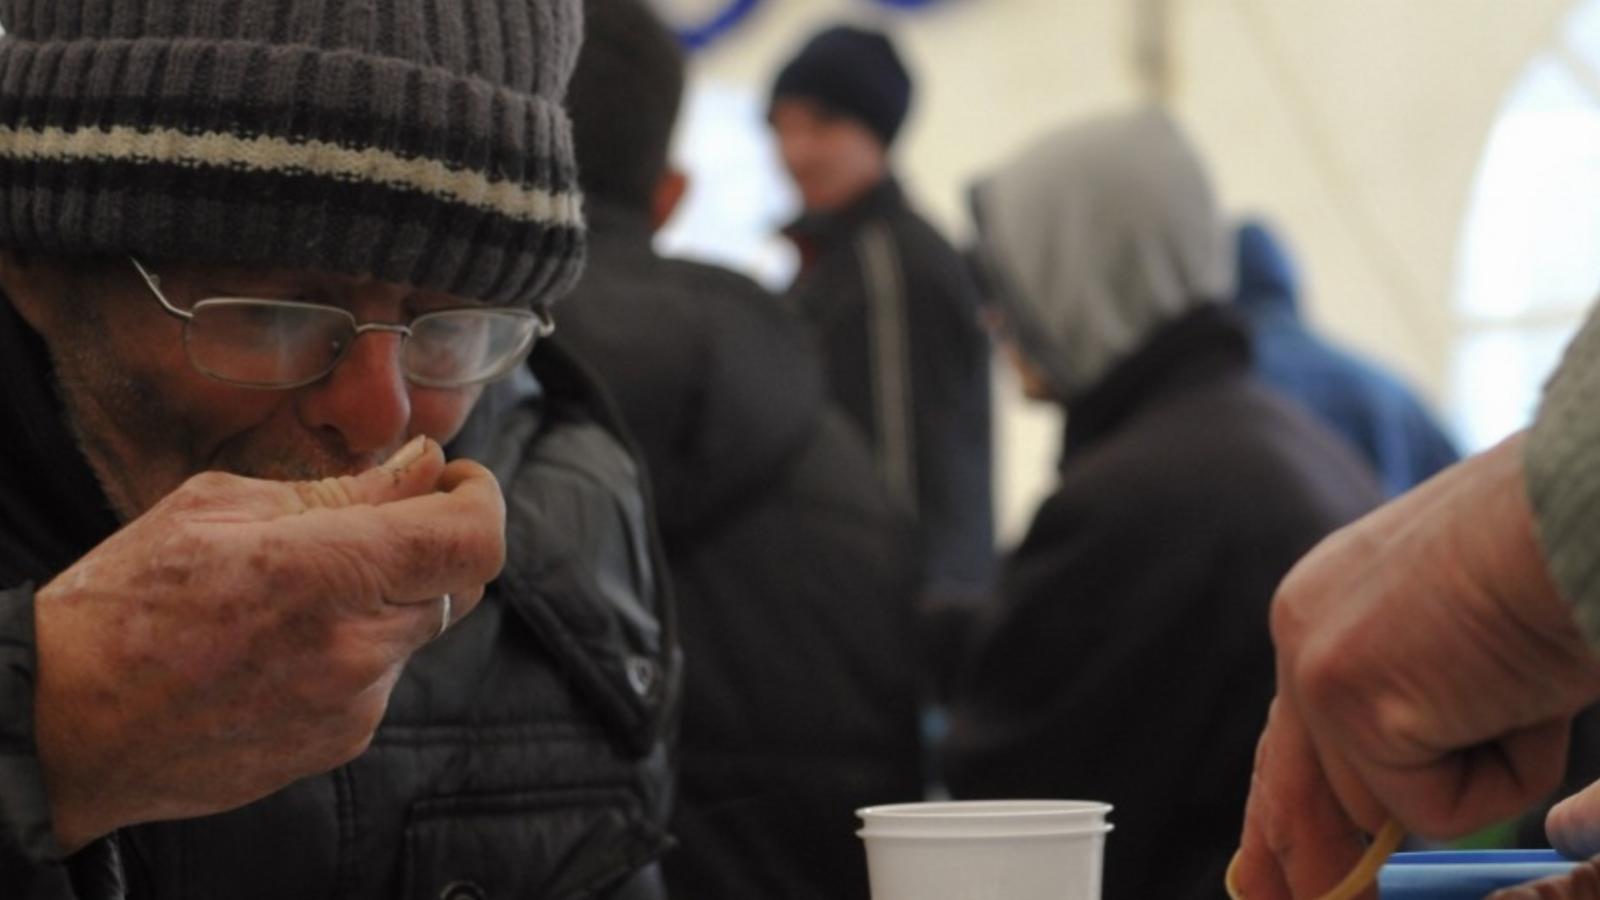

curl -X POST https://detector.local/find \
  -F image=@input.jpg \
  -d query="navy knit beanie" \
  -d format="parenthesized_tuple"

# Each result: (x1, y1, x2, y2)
(771, 25, 912, 148)
(0, 0, 586, 313)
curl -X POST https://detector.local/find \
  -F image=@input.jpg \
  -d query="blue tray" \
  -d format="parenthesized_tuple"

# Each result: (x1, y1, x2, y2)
(1379, 850, 1575, 898)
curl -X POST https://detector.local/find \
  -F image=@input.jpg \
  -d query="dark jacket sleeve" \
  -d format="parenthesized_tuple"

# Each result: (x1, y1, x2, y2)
(901, 238, 995, 598)
(0, 583, 84, 899)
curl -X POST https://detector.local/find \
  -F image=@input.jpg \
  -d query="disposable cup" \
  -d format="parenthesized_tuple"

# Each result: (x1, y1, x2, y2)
(857, 800, 1112, 900)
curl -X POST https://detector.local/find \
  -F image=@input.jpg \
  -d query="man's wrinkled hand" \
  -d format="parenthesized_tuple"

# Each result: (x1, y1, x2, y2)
(33, 436, 506, 853)
(1230, 434, 1600, 898)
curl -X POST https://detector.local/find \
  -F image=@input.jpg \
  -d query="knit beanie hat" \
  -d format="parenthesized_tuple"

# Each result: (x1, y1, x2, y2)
(0, 1, 585, 312)
(771, 25, 912, 148)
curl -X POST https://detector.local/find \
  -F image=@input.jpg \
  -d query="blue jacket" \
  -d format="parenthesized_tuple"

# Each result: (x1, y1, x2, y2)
(1234, 222, 1460, 496)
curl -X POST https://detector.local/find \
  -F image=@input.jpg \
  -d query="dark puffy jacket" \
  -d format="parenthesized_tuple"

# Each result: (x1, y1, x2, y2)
(558, 202, 925, 900)
(0, 295, 680, 900)
(1234, 221, 1460, 496)
(946, 307, 1382, 900)
(783, 178, 994, 607)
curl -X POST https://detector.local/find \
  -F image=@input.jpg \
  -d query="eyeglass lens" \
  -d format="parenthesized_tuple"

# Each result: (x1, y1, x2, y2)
(184, 300, 538, 388)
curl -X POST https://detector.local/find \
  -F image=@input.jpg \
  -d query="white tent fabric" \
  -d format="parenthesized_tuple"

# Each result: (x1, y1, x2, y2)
(662, 0, 1576, 542)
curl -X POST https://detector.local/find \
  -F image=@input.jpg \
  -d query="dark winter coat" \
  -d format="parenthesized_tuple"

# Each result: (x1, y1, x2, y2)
(0, 296, 680, 900)
(559, 202, 925, 900)
(783, 178, 994, 603)
(945, 307, 1382, 900)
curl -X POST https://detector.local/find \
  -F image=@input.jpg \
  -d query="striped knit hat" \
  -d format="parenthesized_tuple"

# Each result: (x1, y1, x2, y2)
(0, 1, 586, 312)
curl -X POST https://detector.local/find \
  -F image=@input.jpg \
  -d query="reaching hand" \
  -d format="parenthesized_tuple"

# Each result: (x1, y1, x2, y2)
(33, 436, 506, 853)
(1230, 433, 1600, 898)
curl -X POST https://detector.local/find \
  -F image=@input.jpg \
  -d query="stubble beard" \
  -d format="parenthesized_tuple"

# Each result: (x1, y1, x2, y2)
(48, 327, 371, 522)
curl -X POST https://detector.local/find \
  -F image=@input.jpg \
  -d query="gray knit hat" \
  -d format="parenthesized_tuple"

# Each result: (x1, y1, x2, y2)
(0, 0, 585, 312)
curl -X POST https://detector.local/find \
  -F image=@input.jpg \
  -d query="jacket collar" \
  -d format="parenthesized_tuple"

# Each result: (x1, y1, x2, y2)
(0, 295, 120, 582)
(1062, 304, 1254, 461)
(782, 176, 906, 263)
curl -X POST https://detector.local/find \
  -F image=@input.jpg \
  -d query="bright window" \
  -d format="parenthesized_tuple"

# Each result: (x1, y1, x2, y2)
(654, 80, 799, 291)
(1452, 1, 1600, 450)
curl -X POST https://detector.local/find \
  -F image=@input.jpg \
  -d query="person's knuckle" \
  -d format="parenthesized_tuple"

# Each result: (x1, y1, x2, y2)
(383, 528, 446, 591)
(273, 662, 346, 720)
(476, 527, 507, 581)
(465, 500, 507, 571)
(319, 721, 378, 771)
(281, 533, 381, 611)
(1267, 578, 1311, 649)
(1294, 633, 1357, 712)
(388, 523, 498, 593)
(320, 633, 390, 691)
(185, 470, 238, 495)
(335, 695, 391, 761)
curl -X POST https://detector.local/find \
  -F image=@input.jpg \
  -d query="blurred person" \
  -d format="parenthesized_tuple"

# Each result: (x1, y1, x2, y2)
(769, 25, 995, 685)
(1234, 219, 1461, 497)
(945, 109, 1383, 900)
(1228, 311, 1600, 899)
(0, 2, 680, 897)
(559, 3, 924, 899)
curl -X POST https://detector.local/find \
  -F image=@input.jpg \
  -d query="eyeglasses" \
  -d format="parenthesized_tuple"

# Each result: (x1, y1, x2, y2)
(129, 256, 554, 390)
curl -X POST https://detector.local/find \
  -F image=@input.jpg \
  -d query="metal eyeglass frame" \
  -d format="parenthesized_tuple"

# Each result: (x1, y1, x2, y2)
(128, 255, 556, 390)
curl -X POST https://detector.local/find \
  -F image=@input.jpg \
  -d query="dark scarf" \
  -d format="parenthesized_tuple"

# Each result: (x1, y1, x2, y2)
(0, 296, 120, 584)
(1062, 304, 1255, 461)
(781, 176, 906, 273)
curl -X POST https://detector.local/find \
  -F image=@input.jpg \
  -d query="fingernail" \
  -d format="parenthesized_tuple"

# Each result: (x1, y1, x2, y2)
(384, 435, 427, 471)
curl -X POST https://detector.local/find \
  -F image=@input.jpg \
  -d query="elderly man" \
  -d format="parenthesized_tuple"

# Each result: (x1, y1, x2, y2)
(0, 2, 678, 899)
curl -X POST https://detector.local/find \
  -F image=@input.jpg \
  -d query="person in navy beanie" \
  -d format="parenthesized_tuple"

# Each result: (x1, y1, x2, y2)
(771, 24, 996, 701)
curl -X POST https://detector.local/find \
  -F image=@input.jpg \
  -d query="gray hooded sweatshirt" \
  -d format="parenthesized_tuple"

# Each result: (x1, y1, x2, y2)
(1530, 311, 1600, 645)
(950, 110, 1384, 900)
(971, 108, 1234, 403)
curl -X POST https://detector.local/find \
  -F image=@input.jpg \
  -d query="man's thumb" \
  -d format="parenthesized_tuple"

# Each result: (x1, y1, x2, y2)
(1548, 778, 1600, 860)
(291, 436, 445, 511)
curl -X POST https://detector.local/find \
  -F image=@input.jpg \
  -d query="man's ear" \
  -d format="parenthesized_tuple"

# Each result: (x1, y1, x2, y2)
(650, 168, 689, 233)
(0, 249, 55, 334)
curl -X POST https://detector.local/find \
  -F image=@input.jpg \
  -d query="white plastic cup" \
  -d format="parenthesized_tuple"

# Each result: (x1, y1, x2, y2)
(857, 800, 1113, 900)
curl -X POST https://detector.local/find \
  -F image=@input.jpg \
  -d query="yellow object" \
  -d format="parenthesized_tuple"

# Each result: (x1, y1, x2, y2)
(1225, 819, 1406, 900)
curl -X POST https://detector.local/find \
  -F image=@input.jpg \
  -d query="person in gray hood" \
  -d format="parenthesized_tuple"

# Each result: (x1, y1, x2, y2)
(944, 109, 1382, 900)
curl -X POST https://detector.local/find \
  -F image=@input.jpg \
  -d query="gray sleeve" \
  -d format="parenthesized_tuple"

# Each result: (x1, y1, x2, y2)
(1527, 308, 1600, 647)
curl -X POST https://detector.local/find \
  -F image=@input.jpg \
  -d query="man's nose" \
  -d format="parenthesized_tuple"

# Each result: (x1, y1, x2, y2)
(296, 329, 413, 458)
